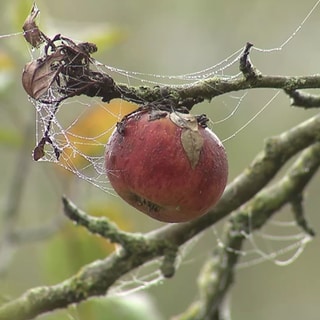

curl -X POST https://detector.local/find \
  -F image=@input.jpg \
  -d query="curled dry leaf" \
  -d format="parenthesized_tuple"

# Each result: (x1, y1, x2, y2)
(33, 140, 45, 161)
(22, 2, 45, 48)
(181, 129, 204, 169)
(22, 51, 64, 100)
(169, 112, 204, 169)
(33, 135, 61, 161)
(22, 34, 101, 101)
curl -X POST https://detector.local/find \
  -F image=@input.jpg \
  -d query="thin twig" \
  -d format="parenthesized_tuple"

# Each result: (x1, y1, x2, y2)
(62, 196, 147, 250)
(239, 42, 260, 79)
(285, 89, 320, 108)
(290, 194, 315, 236)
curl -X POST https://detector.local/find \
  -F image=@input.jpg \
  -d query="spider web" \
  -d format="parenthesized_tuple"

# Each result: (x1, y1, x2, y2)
(28, 47, 244, 194)
(0, 0, 319, 303)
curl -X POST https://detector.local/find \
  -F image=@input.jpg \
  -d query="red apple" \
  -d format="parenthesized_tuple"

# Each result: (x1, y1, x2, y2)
(105, 108, 228, 223)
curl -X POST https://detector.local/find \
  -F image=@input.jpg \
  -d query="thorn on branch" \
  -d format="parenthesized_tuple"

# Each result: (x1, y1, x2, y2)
(285, 89, 320, 108)
(239, 42, 260, 80)
(290, 193, 315, 237)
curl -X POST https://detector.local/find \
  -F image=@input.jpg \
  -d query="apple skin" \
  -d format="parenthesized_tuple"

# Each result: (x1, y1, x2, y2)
(105, 109, 228, 223)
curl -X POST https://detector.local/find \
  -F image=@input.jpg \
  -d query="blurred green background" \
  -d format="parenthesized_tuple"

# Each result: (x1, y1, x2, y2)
(1, 0, 320, 319)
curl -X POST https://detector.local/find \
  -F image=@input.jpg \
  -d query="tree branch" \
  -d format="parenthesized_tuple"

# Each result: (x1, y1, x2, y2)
(120, 73, 320, 109)
(120, 44, 320, 108)
(119, 43, 320, 108)
(174, 142, 320, 320)
(285, 89, 320, 108)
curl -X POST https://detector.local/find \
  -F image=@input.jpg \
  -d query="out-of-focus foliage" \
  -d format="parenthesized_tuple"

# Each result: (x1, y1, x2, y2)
(42, 201, 133, 282)
(0, 51, 14, 92)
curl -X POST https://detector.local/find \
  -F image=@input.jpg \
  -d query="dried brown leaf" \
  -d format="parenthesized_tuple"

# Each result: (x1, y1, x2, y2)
(169, 112, 198, 130)
(181, 129, 204, 169)
(22, 51, 63, 99)
(22, 3, 44, 48)
(33, 144, 45, 161)
(169, 112, 204, 168)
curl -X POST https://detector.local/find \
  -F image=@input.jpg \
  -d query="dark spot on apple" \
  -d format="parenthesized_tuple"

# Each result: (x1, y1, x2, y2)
(129, 192, 162, 213)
